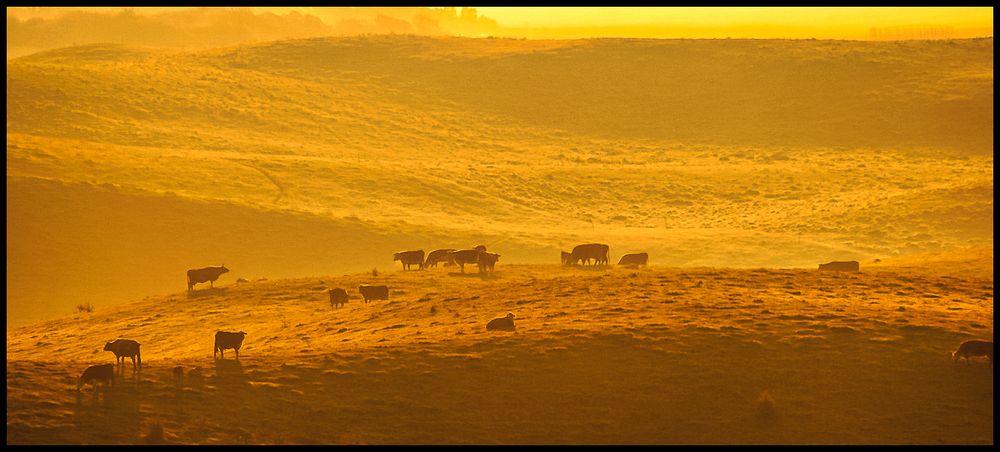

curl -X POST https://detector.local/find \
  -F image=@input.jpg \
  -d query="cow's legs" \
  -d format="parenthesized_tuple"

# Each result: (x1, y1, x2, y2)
(235, 348, 240, 360)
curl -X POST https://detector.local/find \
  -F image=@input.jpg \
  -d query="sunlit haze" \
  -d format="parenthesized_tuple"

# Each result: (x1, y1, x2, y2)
(6, 5, 993, 446)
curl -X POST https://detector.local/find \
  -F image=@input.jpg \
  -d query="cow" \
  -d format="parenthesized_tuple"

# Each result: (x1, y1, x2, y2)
(424, 249, 456, 268)
(77, 364, 115, 392)
(953, 340, 993, 366)
(358, 284, 389, 303)
(568, 243, 610, 266)
(617, 252, 649, 268)
(448, 249, 483, 273)
(104, 339, 141, 370)
(393, 250, 425, 271)
(478, 252, 500, 273)
(214, 331, 247, 360)
(487, 313, 516, 332)
(818, 261, 860, 272)
(328, 288, 349, 309)
(187, 265, 230, 291)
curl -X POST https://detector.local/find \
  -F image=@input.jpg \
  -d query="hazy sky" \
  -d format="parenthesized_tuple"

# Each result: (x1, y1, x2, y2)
(6, 7, 993, 43)
(474, 7, 992, 28)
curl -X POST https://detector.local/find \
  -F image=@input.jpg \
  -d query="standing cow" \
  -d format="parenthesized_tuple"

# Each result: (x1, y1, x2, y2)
(818, 261, 860, 272)
(188, 265, 230, 291)
(424, 249, 457, 268)
(77, 364, 115, 392)
(104, 339, 141, 371)
(617, 252, 649, 268)
(328, 288, 349, 309)
(394, 250, 425, 271)
(567, 244, 610, 266)
(358, 284, 389, 303)
(448, 249, 483, 273)
(478, 252, 500, 273)
(214, 331, 247, 360)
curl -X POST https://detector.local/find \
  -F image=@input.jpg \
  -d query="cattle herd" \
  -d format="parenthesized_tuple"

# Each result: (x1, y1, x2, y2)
(74, 244, 993, 394)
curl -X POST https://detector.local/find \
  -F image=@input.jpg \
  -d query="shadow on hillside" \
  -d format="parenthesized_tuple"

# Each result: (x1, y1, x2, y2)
(187, 287, 228, 299)
(447, 272, 500, 280)
(566, 265, 612, 272)
(72, 373, 143, 443)
(213, 358, 249, 391)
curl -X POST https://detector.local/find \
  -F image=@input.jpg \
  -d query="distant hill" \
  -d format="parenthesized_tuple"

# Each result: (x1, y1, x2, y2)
(6, 36, 994, 326)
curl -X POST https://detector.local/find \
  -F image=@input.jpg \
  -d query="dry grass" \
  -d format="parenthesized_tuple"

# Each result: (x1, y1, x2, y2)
(6, 251, 993, 444)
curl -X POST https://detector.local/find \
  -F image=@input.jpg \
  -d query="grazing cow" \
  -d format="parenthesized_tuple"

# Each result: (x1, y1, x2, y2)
(77, 364, 115, 392)
(478, 252, 500, 273)
(393, 250, 425, 271)
(618, 252, 649, 268)
(487, 313, 516, 332)
(214, 331, 247, 360)
(358, 284, 389, 303)
(187, 265, 230, 291)
(818, 261, 860, 272)
(953, 340, 993, 366)
(424, 249, 456, 268)
(104, 339, 141, 370)
(569, 243, 610, 266)
(448, 249, 483, 273)
(328, 288, 349, 309)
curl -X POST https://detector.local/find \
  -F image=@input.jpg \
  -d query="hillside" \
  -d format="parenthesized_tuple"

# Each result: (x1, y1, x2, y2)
(6, 36, 994, 328)
(6, 257, 993, 444)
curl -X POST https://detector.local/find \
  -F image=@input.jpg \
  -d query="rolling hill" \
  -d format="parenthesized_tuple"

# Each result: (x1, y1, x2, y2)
(6, 255, 994, 444)
(6, 36, 994, 328)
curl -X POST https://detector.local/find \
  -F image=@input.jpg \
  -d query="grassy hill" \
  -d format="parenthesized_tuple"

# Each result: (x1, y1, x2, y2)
(6, 256, 993, 444)
(6, 36, 994, 327)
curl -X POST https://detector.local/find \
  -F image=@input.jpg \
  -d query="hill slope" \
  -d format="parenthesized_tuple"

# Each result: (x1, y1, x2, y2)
(6, 257, 994, 444)
(6, 36, 994, 327)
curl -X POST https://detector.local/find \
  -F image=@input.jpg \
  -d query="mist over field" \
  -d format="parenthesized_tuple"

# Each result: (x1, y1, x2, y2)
(5, 17, 993, 445)
(7, 35, 993, 327)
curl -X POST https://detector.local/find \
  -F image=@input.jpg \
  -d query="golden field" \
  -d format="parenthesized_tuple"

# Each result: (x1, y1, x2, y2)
(5, 35, 993, 444)
(6, 252, 994, 444)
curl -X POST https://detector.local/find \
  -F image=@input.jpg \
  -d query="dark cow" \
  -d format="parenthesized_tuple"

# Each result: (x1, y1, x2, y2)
(953, 340, 993, 366)
(187, 265, 230, 291)
(214, 331, 247, 359)
(104, 339, 141, 370)
(78, 364, 115, 392)
(478, 252, 500, 273)
(617, 252, 649, 268)
(358, 284, 389, 303)
(487, 313, 516, 332)
(818, 261, 860, 272)
(328, 288, 349, 309)
(448, 249, 483, 273)
(394, 250, 425, 271)
(569, 243, 610, 266)
(424, 249, 456, 268)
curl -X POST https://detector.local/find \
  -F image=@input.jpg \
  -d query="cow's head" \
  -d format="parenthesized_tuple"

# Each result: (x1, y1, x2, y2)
(220, 265, 229, 273)
(506, 313, 515, 319)
(560, 251, 572, 265)
(103, 341, 115, 351)
(474, 245, 487, 253)
(393, 252, 401, 261)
